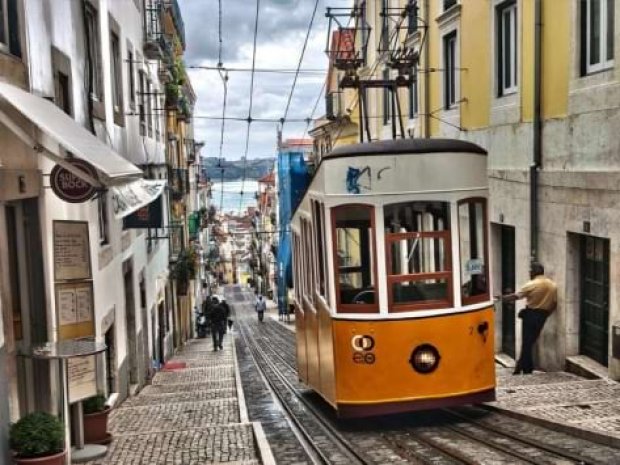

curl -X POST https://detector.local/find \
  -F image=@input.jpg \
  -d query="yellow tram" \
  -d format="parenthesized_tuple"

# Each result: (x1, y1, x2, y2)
(290, 139, 495, 417)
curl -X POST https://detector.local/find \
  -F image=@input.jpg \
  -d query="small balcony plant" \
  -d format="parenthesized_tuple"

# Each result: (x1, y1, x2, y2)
(9, 412, 65, 465)
(82, 394, 112, 445)
(172, 246, 196, 295)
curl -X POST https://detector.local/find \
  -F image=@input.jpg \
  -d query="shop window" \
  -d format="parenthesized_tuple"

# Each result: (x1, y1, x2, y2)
(458, 198, 489, 305)
(384, 201, 452, 310)
(580, 0, 614, 75)
(332, 205, 378, 312)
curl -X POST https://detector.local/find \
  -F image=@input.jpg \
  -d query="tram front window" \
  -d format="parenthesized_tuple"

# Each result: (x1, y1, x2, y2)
(333, 205, 377, 308)
(384, 201, 452, 310)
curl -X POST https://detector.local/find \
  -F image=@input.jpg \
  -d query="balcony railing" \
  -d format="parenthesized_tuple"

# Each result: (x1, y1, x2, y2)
(164, 0, 186, 49)
(169, 167, 189, 199)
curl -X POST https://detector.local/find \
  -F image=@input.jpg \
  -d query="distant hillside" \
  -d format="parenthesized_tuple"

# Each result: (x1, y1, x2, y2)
(201, 157, 275, 181)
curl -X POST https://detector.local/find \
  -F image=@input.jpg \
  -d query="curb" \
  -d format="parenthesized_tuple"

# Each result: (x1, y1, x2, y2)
(232, 332, 249, 423)
(481, 403, 620, 449)
(252, 421, 277, 465)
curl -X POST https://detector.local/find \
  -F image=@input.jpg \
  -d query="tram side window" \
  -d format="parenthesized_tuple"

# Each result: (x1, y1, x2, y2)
(458, 198, 489, 304)
(332, 205, 378, 311)
(384, 201, 452, 310)
(311, 201, 326, 298)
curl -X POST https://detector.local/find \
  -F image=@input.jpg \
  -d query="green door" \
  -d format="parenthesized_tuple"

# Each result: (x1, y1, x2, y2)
(580, 235, 610, 366)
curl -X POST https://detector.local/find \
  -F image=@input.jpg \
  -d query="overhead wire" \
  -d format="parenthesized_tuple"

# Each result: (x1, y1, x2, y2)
(280, 0, 321, 132)
(238, 0, 261, 212)
(187, 65, 326, 75)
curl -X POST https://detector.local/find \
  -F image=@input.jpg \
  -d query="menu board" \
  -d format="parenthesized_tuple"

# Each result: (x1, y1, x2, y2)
(56, 282, 94, 326)
(68, 356, 97, 403)
(53, 221, 92, 281)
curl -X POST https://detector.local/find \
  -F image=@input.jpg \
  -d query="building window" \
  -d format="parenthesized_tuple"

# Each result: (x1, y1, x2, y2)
(146, 79, 153, 137)
(128, 49, 135, 109)
(408, 78, 418, 119)
(110, 31, 124, 122)
(407, 1, 418, 35)
(458, 198, 489, 305)
(84, 3, 103, 101)
(581, 0, 614, 75)
(383, 69, 392, 125)
(443, 31, 457, 109)
(497, 1, 517, 96)
(52, 47, 73, 116)
(138, 71, 146, 136)
(381, 0, 389, 50)
(0, 0, 21, 57)
(444, 0, 457, 10)
(332, 204, 378, 313)
(384, 201, 452, 311)
(98, 196, 109, 245)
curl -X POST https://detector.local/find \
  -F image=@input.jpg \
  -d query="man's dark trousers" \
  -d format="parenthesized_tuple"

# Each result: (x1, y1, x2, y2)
(516, 308, 548, 374)
(212, 321, 225, 350)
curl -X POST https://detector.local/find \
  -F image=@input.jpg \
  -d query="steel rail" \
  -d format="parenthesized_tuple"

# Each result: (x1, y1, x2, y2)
(237, 317, 371, 465)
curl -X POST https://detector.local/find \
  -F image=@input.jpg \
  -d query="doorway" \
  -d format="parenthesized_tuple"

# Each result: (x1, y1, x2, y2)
(123, 261, 138, 388)
(104, 324, 116, 395)
(500, 225, 516, 358)
(579, 235, 610, 366)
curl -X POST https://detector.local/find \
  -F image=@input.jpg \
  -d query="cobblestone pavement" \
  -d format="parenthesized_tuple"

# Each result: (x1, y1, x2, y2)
(84, 333, 262, 464)
(491, 366, 620, 442)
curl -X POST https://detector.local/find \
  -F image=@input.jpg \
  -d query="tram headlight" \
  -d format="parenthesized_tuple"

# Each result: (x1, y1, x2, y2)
(409, 344, 440, 374)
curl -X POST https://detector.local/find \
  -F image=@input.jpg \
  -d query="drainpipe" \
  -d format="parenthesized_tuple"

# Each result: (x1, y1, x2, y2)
(531, 0, 542, 262)
(423, 0, 430, 138)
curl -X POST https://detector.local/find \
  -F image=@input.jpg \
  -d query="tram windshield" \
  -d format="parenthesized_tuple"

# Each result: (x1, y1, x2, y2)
(384, 201, 452, 310)
(333, 205, 377, 309)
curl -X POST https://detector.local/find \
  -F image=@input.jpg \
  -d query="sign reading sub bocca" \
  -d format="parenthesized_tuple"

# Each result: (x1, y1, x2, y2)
(50, 159, 98, 203)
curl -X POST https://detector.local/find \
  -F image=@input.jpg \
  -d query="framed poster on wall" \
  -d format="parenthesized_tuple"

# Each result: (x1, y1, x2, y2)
(53, 220, 92, 281)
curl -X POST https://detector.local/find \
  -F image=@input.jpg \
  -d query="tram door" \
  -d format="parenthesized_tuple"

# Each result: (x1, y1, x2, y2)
(579, 235, 610, 366)
(500, 226, 516, 358)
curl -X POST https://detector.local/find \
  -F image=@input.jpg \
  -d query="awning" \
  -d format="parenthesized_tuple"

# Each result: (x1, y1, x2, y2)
(110, 178, 167, 219)
(0, 81, 142, 186)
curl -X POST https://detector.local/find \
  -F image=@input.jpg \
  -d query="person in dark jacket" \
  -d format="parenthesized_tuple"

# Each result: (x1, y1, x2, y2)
(220, 298, 232, 332)
(210, 298, 228, 351)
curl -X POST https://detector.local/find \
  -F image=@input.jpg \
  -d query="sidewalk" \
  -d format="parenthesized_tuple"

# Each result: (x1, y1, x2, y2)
(489, 365, 620, 446)
(85, 335, 274, 464)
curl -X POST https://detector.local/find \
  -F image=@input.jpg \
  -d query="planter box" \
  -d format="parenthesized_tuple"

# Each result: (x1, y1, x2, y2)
(83, 407, 112, 445)
(13, 450, 66, 465)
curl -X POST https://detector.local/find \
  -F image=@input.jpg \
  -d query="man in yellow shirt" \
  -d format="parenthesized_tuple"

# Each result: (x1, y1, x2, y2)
(498, 262, 557, 374)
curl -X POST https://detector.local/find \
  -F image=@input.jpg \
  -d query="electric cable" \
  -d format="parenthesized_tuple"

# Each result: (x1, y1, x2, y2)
(238, 0, 261, 212)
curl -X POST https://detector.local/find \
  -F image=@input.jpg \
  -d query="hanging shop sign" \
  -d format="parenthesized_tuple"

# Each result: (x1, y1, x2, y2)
(50, 159, 97, 203)
(123, 195, 164, 228)
(111, 179, 166, 219)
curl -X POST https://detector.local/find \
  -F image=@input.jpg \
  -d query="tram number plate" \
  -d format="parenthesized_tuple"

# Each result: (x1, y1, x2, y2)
(353, 352, 376, 364)
(351, 335, 376, 364)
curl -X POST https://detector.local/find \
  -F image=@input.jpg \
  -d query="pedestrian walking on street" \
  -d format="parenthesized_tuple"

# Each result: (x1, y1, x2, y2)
(497, 262, 557, 375)
(209, 297, 227, 351)
(221, 298, 233, 332)
(255, 294, 266, 322)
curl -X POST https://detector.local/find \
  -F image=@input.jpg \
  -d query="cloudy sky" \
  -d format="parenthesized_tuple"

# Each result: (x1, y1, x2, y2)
(178, 0, 351, 161)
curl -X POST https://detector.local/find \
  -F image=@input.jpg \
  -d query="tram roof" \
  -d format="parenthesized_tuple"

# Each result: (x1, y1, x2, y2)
(324, 138, 487, 160)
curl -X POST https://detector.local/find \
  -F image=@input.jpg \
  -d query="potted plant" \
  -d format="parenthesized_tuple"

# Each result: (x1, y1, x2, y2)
(172, 247, 196, 296)
(9, 412, 65, 465)
(82, 394, 112, 445)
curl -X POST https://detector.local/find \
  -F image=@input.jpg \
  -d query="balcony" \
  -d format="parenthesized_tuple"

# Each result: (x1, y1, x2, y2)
(169, 167, 189, 199)
(163, 0, 186, 50)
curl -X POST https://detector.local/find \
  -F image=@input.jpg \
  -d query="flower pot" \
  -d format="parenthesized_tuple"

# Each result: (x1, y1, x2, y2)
(13, 449, 66, 465)
(83, 407, 111, 444)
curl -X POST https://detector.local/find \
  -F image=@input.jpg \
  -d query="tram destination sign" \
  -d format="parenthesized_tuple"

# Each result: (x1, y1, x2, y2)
(50, 159, 97, 203)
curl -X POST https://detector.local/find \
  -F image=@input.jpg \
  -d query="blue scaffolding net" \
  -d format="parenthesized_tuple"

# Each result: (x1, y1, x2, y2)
(276, 150, 310, 314)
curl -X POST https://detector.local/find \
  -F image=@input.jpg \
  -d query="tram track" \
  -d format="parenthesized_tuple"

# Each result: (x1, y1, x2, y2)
(239, 307, 620, 465)
(237, 316, 372, 465)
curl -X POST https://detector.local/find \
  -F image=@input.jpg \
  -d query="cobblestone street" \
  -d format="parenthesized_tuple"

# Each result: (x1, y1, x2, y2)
(84, 336, 269, 465)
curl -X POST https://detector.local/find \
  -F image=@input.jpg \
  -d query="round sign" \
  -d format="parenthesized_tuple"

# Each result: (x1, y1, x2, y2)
(50, 159, 98, 203)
